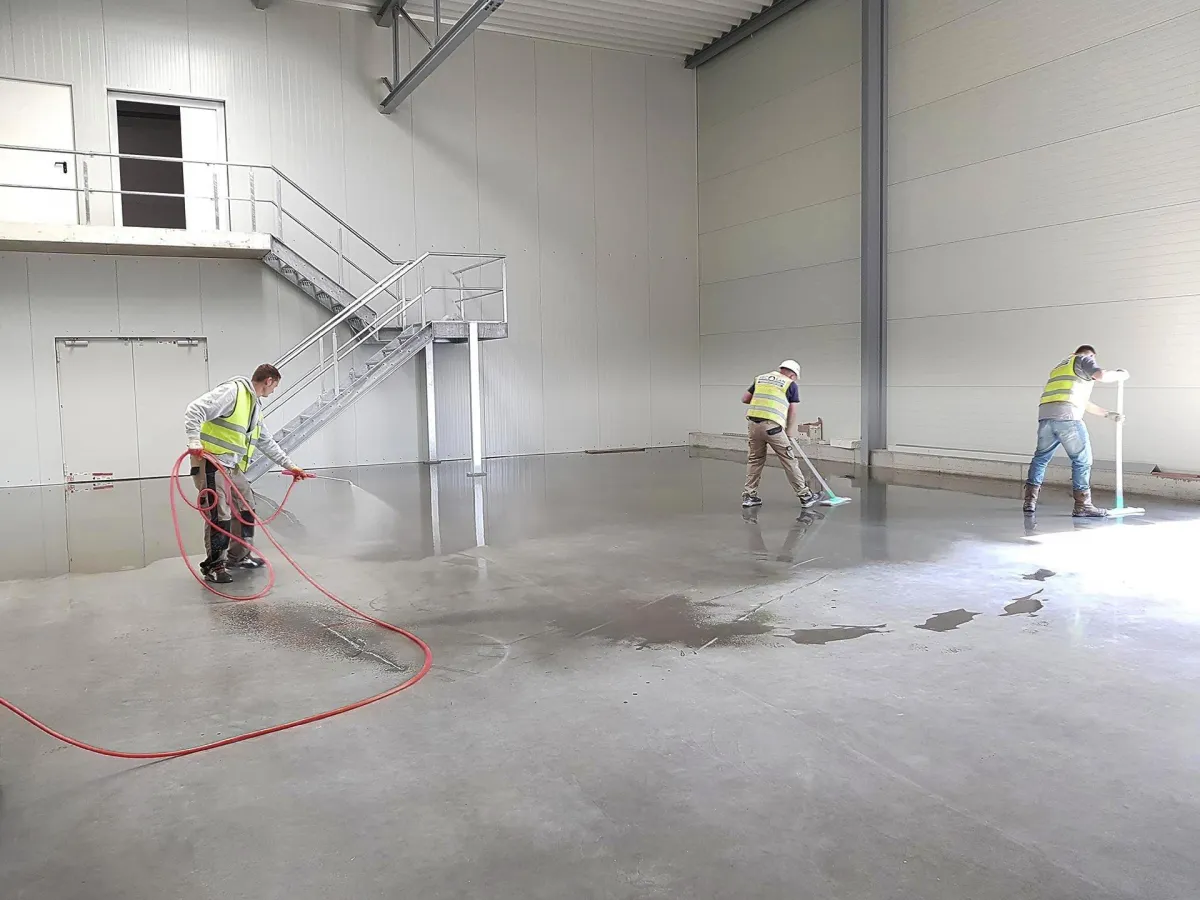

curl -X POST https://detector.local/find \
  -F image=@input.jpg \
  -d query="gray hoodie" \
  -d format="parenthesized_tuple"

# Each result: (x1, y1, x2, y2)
(184, 376, 296, 471)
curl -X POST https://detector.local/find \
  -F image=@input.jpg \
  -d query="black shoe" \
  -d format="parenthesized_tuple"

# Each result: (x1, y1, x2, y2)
(231, 555, 266, 569)
(199, 555, 219, 575)
(204, 566, 233, 585)
(798, 490, 823, 509)
(741, 492, 763, 508)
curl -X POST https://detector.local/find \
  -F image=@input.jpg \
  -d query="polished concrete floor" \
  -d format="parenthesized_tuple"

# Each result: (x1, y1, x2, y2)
(1, 449, 1198, 900)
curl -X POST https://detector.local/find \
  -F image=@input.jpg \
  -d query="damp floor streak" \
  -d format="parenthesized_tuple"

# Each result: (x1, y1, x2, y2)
(0, 448, 1198, 900)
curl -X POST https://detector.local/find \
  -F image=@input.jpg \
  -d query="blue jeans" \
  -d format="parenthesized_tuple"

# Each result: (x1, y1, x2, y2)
(1027, 419, 1092, 492)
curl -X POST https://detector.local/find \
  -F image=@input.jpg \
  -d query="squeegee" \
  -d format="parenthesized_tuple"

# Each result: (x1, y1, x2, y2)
(1108, 379, 1145, 518)
(790, 437, 852, 507)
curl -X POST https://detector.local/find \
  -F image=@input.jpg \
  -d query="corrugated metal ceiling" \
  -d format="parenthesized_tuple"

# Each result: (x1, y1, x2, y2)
(293, 0, 771, 57)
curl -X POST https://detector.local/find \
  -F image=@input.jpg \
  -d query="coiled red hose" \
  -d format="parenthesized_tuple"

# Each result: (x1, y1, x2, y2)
(0, 450, 432, 760)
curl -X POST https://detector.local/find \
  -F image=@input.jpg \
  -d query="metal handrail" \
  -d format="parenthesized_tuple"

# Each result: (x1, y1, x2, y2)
(276, 253, 429, 368)
(0, 143, 403, 276)
(268, 251, 507, 419)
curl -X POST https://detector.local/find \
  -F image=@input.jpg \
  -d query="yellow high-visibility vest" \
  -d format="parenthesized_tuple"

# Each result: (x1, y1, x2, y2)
(200, 380, 260, 471)
(747, 371, 792, 427)
(1039, 355, 1094, 411)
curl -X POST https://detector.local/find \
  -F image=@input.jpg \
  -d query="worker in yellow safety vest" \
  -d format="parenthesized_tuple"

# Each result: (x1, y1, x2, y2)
(1023, 345, 1127, 518)
(741, 359, 821, 509)
(184, 363, 307, 584)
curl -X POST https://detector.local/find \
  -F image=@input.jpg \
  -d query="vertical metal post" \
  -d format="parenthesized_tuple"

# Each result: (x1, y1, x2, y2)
(427, 464, 442, 555)
(501, 260, 507, 323)
(473, 479, 486, 553)
(337, 227, 345, 285)
(391, 3, 402, 87)
(275, 177, 283, 236)
(249, 168, 257, 231)
(212, 170, 221, 230)
(401, 277, 408, 329)
(434, 0, 441, 39)
(419, 264, 427, 323)
(331, 328, 340, 396)
(81, 160, 91, 225)
(318, 335, 327, 392)
(860, 0, 888, 467)
(467, 320, 484, 477)
(424, 342, 438, 463)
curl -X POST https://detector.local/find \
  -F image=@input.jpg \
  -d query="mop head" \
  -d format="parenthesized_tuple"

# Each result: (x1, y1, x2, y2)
(1108, 506, 1145, 517)
(819, 495, 852, 507)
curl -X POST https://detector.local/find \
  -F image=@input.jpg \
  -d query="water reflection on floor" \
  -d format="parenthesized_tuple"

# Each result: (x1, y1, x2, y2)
(2, 447, 1198, 583)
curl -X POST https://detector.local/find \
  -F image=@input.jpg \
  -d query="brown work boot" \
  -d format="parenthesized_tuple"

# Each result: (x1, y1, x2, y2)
(1022, 483, 1040, 514)
(1072, 490, 1108, 518)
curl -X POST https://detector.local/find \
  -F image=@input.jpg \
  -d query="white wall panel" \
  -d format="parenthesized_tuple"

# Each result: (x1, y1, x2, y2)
(700, 128, 859, 234)
(701, 259, 859, 336)
(593, 49, 650, 449)
(891, 105, 1200, 252)
(891, 9, 1200, 184)
(701, 194, 859, 285)
(475, 32, 544, 458)
(186, 0, 272, 233)
(889, 0, 1200, 115)
(115, 257, 202, 335)
(265, 2, 345, 217)
(102, 0, 190, 94)
(198, 259, 280, 380)
(889, 0, 1200, 469)
(0, 254, 40, 487)
(339, 11, 417, 262)
(647, 56, 700, 449)
(696, 0, 859, 130)
(0, 0, 15, 77)
(413, 33, 479, 254)
(698, 62, 859, 183)
(536, 41, 598, 454)
(696, 0, 860, 443)
(887, 0, 999, 46)
(8, 0, 110, 216)
(27, 254, 119, 484)
(890, 201, 1200, 321)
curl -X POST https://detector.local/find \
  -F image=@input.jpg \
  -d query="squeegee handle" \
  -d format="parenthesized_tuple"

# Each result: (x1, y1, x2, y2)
(1115, 379, 1125, 509)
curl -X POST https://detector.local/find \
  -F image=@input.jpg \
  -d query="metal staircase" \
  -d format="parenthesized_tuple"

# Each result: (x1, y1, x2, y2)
(246, 250, 508, 481)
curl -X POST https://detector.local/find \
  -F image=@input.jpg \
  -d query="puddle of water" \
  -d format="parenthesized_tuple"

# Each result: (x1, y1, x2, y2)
(1001, 589, 1044, 616)
(787, 625, 887, 645)
(915, 609, 979, 632)
(572, 594, 775, 649)
(1023, 568, 1056, 582)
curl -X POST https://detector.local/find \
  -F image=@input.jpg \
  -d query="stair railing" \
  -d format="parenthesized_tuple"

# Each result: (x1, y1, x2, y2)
(265, 251, 507, 422)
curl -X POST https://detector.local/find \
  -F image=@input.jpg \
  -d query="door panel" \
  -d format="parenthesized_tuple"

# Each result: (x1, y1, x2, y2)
(132, 339, 210, 479)
(0, 78, 77, 225)
(180, 105, 229, 231)
(57, 339, 141, 482)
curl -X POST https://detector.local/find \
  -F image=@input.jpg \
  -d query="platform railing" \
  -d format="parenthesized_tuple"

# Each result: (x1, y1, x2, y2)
(0, 142, 406, 308)
(267, 250, 506, 420)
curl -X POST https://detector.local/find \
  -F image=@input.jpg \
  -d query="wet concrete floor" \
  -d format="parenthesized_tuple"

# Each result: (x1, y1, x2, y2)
(1, 448, 1198, 899)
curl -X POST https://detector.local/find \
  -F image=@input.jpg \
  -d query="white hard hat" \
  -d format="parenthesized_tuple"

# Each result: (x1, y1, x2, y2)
(779, 359, 800, 375)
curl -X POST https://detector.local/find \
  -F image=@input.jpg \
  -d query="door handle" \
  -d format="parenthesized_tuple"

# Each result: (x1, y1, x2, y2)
(55, 161, 68, 173)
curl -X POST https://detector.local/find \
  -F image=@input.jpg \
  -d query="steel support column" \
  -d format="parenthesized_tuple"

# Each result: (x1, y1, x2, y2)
(467, 321, 485, 477)
(860, 0, 887, 467)
(424, 342, 439, 464)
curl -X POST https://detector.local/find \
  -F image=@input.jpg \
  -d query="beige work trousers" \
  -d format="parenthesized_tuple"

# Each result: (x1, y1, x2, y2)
(192, 460, 256, 563)
(744, 418, 809, 497)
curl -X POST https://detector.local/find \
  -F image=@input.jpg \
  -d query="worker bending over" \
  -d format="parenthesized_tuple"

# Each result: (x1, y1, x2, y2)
(741, 359, 821, 509)
(1023, 345, 1127, 518)
(184, 363, 306, 584)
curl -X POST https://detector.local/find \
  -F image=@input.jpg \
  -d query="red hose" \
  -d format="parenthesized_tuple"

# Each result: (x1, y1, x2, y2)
(0, 450, 432, 760)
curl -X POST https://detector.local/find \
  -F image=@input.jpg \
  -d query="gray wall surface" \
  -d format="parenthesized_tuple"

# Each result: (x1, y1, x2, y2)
(696, 0, 862, 443)
(0, 0, 699, 485)
(888, 0, 1200, 472)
